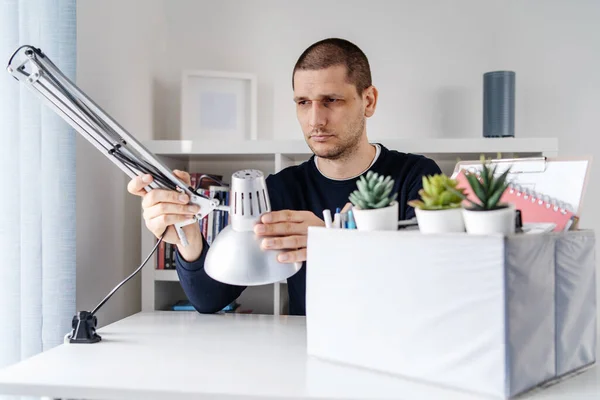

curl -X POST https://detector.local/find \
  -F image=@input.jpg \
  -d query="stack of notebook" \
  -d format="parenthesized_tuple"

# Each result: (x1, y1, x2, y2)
(452, 156, 591, 232)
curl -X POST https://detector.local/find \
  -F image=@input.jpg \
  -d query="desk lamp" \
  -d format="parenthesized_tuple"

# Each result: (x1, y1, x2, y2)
(6, 45, 302, 343)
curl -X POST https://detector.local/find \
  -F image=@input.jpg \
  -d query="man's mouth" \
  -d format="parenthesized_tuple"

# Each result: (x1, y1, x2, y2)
(310, 134, 334, 142)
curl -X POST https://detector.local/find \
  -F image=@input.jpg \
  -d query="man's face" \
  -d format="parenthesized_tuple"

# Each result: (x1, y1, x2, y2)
(293, 65, 372, 160)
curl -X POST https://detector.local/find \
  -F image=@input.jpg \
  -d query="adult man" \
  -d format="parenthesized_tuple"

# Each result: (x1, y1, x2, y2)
(128, 38, 441, 315)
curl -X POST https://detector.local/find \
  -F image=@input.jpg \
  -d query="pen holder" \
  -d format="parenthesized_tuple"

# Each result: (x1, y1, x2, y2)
(306, 228, 596, 399)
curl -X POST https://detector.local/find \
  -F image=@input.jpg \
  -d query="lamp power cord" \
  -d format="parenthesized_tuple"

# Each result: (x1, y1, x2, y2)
(64, 232, 166, 344)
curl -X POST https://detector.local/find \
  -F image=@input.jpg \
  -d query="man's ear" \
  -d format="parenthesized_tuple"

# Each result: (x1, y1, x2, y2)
(363, 85, 378, 118)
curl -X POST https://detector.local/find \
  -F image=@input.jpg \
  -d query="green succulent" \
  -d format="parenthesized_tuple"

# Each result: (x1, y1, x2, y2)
(407, 174, 465, 210)
(349, 171, 397, 209)
(449, 156, 511, 211)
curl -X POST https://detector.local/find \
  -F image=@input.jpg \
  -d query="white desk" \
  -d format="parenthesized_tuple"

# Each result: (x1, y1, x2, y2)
(0, 311, 597, 400)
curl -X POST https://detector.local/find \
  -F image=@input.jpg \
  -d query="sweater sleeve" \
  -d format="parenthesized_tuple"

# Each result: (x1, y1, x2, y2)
(175, 233, 246, 314)
(174, 175, 282, 314)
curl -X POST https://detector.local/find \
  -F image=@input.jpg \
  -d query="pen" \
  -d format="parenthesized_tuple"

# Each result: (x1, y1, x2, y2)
(342, 212, 349, 229)
(347, 210, 356, 229)
(323, 209, 333, 228)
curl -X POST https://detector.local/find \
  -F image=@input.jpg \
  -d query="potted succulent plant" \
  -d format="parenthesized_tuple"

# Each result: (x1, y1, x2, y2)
(452, 158, 515, 235)
(407, 174, 466, 234)
(349, 171, 398, 231)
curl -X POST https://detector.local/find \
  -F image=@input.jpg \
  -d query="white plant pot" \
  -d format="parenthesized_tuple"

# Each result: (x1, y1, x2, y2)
(352, 201, 398, 231)
(462, 204, 516, 235)
(414, 207, 465, 234)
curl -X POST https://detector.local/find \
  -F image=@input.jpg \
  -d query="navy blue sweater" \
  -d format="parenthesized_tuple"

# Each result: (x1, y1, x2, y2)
(175, 144, 441, 315)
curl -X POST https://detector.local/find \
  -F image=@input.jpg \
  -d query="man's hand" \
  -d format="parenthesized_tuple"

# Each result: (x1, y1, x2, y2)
(127, 170, 204, 262)
(254, 210, 325, 263)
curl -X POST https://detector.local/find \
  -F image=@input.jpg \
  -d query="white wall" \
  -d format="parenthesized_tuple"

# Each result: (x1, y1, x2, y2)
(76, 0, 165, 325)
(77, 0, 600, 325)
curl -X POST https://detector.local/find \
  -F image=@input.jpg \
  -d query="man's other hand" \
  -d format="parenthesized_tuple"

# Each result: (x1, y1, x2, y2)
(254, 210, 325, 263)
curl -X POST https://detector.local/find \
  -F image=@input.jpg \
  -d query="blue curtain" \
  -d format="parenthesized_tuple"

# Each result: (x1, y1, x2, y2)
(0, 0, 77, 375)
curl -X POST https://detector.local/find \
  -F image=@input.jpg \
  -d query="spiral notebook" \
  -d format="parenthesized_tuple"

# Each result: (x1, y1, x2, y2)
(452, 157, 591, 232)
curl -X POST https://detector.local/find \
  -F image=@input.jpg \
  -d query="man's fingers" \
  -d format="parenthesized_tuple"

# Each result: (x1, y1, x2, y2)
(261, 210, 308, 224)
(146, 214, 195, 234)
(254, 221, 307, 236)
(143, 202, 201, 221)
(173, 169, 191, 186)
(341, 202, 353, 213)
(261, 235, 307, 251)
(277, 248, 306, 263)
(128, 174, 153, 196)
(142, 189, 190, 209)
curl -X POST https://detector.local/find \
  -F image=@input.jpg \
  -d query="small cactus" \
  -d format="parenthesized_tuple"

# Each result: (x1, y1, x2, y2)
(460, 157, 511, 211)
(408, 174, 465, 210)
(349, 171, 397, 209)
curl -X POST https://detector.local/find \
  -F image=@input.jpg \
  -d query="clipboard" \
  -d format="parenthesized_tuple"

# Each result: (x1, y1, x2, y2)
(451, 156, 592, 216)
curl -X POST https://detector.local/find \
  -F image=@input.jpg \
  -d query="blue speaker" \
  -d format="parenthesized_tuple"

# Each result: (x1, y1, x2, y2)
(483, 71, 515, 137)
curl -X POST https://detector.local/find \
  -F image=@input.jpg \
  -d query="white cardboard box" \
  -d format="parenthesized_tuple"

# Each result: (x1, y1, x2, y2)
(305, 228, 596, 399)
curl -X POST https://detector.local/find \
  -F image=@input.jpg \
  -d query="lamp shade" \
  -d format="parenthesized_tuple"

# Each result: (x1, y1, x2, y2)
(204, 170, 302, 286)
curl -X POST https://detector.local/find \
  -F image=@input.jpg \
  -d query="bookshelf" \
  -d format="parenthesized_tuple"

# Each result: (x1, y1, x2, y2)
(140, 137, 559, 316)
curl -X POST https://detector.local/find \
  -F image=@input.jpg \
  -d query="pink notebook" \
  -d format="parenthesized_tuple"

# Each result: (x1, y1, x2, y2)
(455, 170, 576, 232)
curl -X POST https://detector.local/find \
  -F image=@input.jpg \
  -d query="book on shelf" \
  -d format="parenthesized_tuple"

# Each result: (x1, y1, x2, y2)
(156, 242, 176, 270)
(171, 300, 252, 314)
(155, 173, 231, 270)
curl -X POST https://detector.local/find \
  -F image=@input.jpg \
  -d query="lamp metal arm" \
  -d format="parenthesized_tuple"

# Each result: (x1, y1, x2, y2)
(7, 45, 220, 246)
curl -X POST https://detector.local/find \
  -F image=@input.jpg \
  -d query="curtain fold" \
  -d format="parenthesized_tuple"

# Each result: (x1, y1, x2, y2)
(0, 0, 22, 371)
(0, 0, 77, 376)
(39, 0, 77, 354)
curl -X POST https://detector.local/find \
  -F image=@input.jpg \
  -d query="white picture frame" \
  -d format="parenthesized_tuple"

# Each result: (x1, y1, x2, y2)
(180, 70, 257, 141)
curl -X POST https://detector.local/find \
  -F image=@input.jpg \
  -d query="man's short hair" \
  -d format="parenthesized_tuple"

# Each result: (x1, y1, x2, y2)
(292, 38, 372, 95)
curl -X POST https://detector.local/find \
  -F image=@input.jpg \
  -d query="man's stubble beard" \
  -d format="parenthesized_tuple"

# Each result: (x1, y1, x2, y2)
(308, 116, 365, 161)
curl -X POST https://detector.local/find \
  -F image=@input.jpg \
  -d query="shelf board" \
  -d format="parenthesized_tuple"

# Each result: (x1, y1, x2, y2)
(143, 138, 558, 161)
(144, 139, 310, 156)
(154, 269, 287, 285)
(154, 269, 179, 281)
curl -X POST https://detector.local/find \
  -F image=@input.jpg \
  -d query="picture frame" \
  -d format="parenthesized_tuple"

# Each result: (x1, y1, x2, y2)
(180, 70, 258, 141)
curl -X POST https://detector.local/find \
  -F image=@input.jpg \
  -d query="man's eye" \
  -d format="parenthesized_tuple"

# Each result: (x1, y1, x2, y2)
(325, 98, 338, 103)
(298, 100, 309, 106)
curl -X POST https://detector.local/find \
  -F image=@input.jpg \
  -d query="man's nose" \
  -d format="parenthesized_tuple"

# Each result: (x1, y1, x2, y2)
(309, 102, 327, 130)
